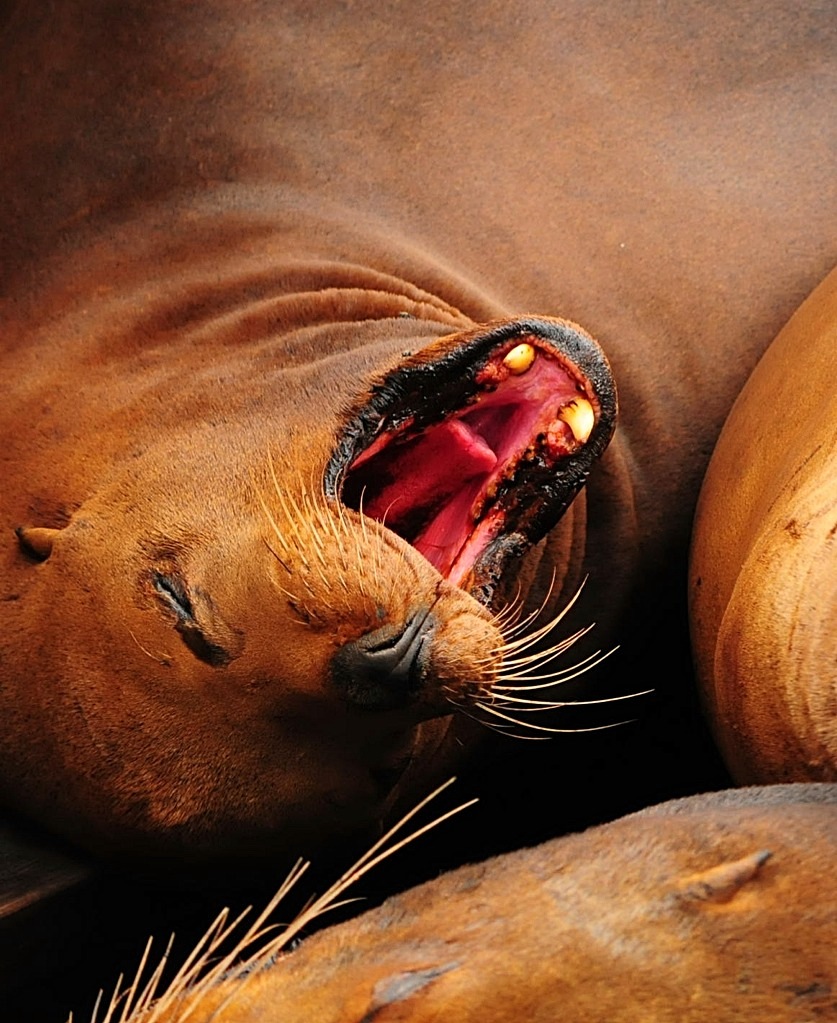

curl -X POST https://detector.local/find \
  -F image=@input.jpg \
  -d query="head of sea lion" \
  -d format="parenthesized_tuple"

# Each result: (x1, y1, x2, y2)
(2, 315, 615, 865)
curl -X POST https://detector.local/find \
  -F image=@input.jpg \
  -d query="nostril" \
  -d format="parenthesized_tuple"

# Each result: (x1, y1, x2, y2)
(331, 608, 436, 710)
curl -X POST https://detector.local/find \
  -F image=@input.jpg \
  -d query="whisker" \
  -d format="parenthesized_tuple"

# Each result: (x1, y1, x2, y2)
(118, 936, 156, 1023)
(494, 611, 587, 658)
(495, 567, 561, 636)
(89, 989, 104, 1023)
(494, 644, 602, 682)
(488, 687, 654, 711)
(129, 934, 175, 1020)
(500, 572, 585, 646)
(443, 693, 519, 734)
(100, 973, 125, 1023)
(487, 699, 574, 713)
(263, 538, 293, 576)
(477, 702, 634, 735)
(349, 499, 369, 598)
(127, 630, 170, 666)
(109, 782, 476, 1023)
(194, 781, 477, 1022)
(489, 583, 525, 630)
(495, 626, 593, 670)
(492, 589, 553, 643)
(468, 702, 551, 740)
(257, 492, 293, 557)
(494, 649, 617, 689)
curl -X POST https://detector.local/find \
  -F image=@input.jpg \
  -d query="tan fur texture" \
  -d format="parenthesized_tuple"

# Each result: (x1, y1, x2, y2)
(691, 268, 837, 782)
(136, 785, 837, 1023)
(1, 2, 836, 1017)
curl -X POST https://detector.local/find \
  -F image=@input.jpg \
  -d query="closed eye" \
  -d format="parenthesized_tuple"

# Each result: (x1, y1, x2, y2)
(153, 571, 196, 623)
(152, 570, 232, 667)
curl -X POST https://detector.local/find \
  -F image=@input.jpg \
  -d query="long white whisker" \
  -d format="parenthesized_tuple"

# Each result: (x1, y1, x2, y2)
(494, 568, 563, 638)
(495, 648, 604, 683)
(496, 627, 593, 672)
(108, 780, 476, 1023)
(487, 698, 575, 712)
(494, 649, 617, 689)
(470, 702, 552, 740)
(494, 616, 588, 659)
(489, 687, 654, 711)
(477, 702, 633, 734)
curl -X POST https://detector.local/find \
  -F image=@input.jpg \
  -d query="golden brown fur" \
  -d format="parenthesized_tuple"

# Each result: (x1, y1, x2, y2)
(1, 1, 836, 1016)
(2, 0, 834, 864)
(691, 268, 837, 782)
(120, 785, 837, 1023)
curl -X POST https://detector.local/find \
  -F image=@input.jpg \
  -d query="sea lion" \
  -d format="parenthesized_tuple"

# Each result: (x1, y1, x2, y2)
(1, 0, 835, 865)
(1, 1, 836, 1016)
(690, 267, 837, 784)
(104, 784, 837, 1023)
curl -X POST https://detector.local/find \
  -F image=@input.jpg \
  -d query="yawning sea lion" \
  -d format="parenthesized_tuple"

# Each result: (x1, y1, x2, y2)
(2, 0, 834, 867)
(2, 0, 836, 1017)
(4, 305, 616, 862)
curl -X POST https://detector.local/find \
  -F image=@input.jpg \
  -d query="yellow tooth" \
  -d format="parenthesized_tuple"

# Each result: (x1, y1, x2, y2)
(503, 342, 536, 374)
(558, 397, 595, 444)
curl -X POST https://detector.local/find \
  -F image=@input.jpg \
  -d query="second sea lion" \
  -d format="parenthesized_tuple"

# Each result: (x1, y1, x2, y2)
(102, 784, 837, 1023)
(690, 267, 837, 783)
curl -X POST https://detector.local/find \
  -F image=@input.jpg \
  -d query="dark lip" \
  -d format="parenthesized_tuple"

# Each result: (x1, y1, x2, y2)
(324, 317, 617, 607)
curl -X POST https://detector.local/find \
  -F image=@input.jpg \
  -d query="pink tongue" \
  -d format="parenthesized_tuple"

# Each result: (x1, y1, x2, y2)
(363, 420, 497, 525)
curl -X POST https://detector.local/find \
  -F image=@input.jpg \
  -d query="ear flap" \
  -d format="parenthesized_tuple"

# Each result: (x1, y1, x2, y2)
(15, 525, 62, 561)
(676, 849, 772, 904)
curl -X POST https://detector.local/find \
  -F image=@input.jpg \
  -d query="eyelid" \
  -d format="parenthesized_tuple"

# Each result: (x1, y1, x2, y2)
(150, 570, 235, 668)
(153, 571, 195, 622)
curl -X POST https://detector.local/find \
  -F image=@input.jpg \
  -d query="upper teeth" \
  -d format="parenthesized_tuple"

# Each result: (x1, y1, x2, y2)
(558, 397, 595, 444)
(503, 343, 536, 374)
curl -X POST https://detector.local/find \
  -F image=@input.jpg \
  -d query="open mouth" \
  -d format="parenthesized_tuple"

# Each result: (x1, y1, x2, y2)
(325, 318, 617, 607)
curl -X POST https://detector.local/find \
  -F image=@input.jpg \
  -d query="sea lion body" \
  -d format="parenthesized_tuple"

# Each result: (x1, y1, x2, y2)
(1, 0, 836, 861)
(691, 267, 837, 783)
(139, 785, 837, 1023)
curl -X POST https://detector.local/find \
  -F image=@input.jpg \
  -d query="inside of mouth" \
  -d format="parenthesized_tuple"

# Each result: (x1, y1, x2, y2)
(342, 341, 592, 589)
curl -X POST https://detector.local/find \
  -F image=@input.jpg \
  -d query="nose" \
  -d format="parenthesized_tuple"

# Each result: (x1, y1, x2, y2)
(331, 608, 435, 710)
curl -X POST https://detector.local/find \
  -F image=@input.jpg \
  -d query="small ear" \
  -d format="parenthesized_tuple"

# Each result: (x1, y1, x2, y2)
(15, 525, 62, 561)
(677, 849, 772, 904)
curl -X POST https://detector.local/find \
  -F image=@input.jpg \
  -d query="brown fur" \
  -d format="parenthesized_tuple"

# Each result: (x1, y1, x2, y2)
(1, 3, 836, 1018)
(131, 785, 837, 1023)
(691, 268, 837, 782)
(2, 0, 834, 866)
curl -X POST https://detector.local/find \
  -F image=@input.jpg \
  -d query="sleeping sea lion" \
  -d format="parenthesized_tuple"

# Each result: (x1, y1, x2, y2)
(105, 783, 837, 1023)
(5, 305, 617, 863)
(2, 0, 835, 869)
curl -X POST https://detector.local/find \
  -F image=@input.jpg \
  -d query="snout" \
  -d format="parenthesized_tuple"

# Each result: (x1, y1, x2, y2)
(331, 608, 436, 710)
